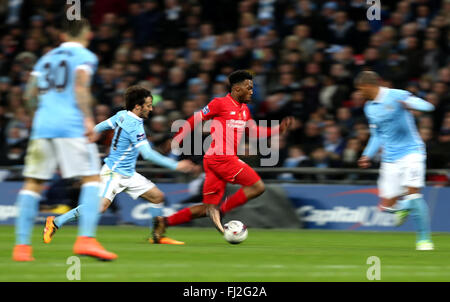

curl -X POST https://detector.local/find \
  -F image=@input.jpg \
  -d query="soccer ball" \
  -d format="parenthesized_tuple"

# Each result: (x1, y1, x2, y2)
(223, 220, 248, 244)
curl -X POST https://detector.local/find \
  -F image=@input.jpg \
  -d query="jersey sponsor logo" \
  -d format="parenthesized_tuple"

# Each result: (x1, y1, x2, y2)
(136, 133, 146, 141)
(227, 119, 246, 128)
(202, 105, 210, 115)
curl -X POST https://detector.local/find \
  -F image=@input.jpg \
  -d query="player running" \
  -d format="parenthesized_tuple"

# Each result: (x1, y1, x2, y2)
(356, 71, 435, 251)
(43, 86, 195, 245)
(13, 18, 117, 261)
(152, 70, 293, 242)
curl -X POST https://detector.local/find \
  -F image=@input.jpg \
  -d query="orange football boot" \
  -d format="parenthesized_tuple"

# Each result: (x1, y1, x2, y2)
(12, 244, 34, 262)
(148, 236, 185, 245)
(43, 216, 57, 244)
(73, 236, 117, 261)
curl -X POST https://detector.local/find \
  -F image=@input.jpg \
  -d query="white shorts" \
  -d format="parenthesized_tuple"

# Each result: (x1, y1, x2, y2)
(378, 153, 426, 199)
(99, 164, 155, 201)
(23, 138, 101, 180)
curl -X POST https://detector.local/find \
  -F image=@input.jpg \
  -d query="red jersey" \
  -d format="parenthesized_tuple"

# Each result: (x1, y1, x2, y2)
(203, 94, 250, 157)
(174, 93, 278, 158)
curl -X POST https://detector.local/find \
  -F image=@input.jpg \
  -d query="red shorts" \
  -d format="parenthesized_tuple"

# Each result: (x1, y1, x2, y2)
(202, 156, 261, 205)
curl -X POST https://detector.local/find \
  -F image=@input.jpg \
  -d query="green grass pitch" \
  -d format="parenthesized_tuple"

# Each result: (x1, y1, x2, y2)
(1, 225, 450, 282)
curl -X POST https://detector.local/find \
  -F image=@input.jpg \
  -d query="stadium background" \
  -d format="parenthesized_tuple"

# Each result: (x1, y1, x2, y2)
(0, 0, 449, 230)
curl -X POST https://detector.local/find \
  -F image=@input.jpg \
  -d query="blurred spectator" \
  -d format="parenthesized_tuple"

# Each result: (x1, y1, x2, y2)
(199, 23, 216, 51)
(298, 146, 341, 181)
(323, 125, 346, 159)
(347, 90, 366, 121)
(292, 24, 316, 61)
(342, 137, 363, 168)
(327, 11, 355, 46)
(161, 0, 186, 47)
(301, 121, 323, 154)
(132, 0, 162, 46)
(278, 145, 309, 181)
(162, 67, 187, 108)
(281, 87, 309, 122)
(336, 107, 354, 137)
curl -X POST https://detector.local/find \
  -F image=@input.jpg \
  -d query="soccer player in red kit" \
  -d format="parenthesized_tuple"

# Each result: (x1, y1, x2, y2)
(151, 70, 293, 242)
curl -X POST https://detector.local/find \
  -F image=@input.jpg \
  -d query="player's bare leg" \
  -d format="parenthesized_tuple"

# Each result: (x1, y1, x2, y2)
(140, 186, 164, 204)
(22, 178, 45, 193)
(378, 197, 398, 212)
(206, 204, 225, 234)
(242, 180, 265, 200)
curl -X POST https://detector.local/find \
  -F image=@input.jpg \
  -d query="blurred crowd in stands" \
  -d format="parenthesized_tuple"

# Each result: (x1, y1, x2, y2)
(0, 0, 449, 183)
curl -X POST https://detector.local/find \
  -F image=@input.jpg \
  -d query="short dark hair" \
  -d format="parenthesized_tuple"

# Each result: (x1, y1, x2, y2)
(61, 18, 90, 38)
(228, 70, 253, 88)
(125, 86, 152, 111)
(354, 71, 381, 86)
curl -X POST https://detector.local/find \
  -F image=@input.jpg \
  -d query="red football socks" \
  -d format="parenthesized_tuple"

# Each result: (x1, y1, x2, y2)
(220, 188, 248, 214)
(166, 207, 193, 226)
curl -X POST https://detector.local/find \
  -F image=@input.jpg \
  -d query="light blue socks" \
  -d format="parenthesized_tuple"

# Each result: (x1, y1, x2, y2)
(408, 194, 431, 242)
(15, 190, 41, 245)
(54, 205, 83, 228)
(398, 193, 431, 242)
(77, 182, 101, 237)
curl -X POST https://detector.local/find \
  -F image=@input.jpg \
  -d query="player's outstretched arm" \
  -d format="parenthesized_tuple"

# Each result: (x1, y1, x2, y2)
(400, 96, 435, 112)
(137, 142, 194, 173)
(94, 115, 118, 133)
(173, 111, 203, 145)
(173, 100, 220, 146)
(175, 160, 196, 173)
(247, 116, 295, 139)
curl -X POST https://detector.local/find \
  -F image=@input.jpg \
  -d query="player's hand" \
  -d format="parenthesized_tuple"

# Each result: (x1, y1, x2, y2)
(280, 116, 295, 135)
(175, 160, 195, 173)
(357, 156, 371, 168)
(84, 117, 99, 143)
(191, 164, 202, 176)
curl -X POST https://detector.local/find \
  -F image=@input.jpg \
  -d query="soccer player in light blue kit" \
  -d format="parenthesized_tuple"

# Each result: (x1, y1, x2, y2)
(43, 86, 194, 245)
(13, 18, 117, 261)
(356, 71, 435, 251)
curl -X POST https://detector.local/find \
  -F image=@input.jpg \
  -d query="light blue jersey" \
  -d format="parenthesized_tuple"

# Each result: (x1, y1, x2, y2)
(96, 110, 178, 177)
(363, 87, 435, 162)
(31, 42, 98, 139)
